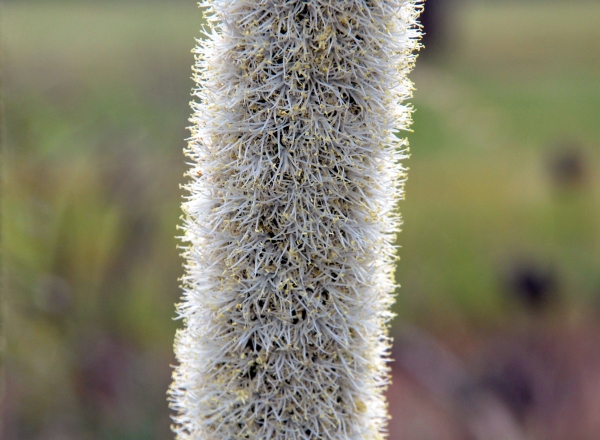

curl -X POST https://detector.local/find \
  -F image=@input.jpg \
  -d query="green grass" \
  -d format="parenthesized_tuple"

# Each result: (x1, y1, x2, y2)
(397, 2, 600, 328)
(3, 1, 600, 437)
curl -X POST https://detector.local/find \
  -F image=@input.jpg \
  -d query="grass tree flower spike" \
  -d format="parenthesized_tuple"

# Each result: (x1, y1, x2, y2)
(170, 0, 422, 438)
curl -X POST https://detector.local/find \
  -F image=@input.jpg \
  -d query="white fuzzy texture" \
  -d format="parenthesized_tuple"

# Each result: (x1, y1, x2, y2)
(169, 0, 421, 438)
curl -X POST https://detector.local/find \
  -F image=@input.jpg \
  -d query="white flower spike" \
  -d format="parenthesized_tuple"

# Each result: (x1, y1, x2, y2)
(169, 0, 422, 438)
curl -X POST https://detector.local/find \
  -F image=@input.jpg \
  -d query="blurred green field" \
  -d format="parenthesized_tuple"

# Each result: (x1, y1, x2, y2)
(3, 1, 600, 438)
(401, 2, 600, 329)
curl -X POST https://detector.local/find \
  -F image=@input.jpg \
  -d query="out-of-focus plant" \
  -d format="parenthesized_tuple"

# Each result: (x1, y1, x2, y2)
(169, 0, 422, 438)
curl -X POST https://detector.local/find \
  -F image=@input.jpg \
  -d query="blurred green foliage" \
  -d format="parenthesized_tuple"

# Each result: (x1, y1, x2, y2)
(3, 3, 200, 437)
(2, 1, 600, 438)
(398, 3, 600, 330)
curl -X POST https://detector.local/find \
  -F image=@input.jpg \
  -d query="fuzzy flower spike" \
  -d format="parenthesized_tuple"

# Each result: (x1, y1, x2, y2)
(169, 0, 422, 438)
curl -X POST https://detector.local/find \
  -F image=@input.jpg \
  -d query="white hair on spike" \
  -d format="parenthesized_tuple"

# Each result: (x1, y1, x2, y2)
(169, 0, 422, 438)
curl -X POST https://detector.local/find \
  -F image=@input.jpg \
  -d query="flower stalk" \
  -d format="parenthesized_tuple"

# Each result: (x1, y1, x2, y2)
(169, 0, 421, 438)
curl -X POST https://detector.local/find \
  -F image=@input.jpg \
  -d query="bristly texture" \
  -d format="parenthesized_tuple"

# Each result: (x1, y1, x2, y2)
(169, 0, 422, 438)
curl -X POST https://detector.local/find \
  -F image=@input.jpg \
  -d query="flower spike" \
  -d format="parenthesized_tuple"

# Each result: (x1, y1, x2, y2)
(170, 0, 422, 438)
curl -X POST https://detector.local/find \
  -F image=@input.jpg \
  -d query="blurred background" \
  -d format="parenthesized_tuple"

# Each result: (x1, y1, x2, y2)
(1, 0, 600, 438)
